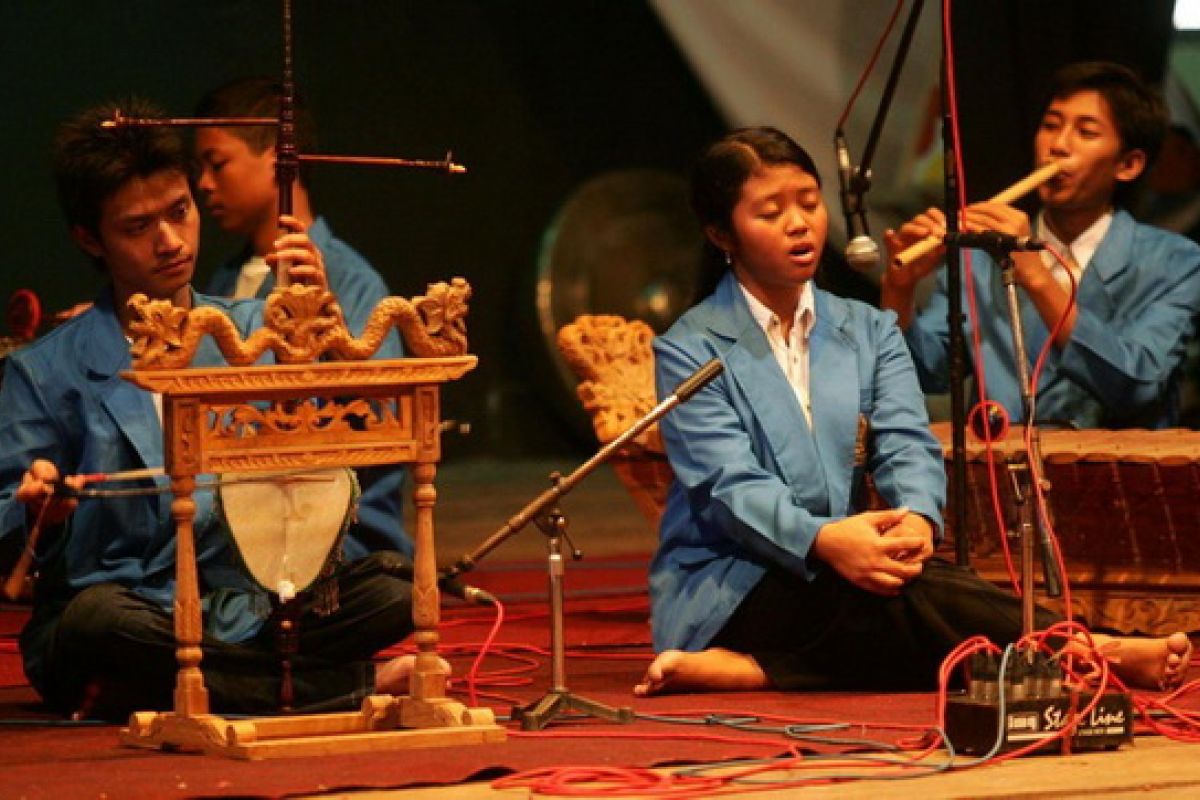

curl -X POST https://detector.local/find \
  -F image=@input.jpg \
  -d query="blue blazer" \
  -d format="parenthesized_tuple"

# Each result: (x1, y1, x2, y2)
(649, 273, 946, 652)
(905, 210, 1200, 428)
(0, 288, 267, 689)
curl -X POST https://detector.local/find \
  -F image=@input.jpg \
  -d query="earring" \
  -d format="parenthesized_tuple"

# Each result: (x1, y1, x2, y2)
(723, 251, 733, 266)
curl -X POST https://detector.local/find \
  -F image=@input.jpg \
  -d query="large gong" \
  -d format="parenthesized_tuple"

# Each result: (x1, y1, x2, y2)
(534, 169, 703, 439)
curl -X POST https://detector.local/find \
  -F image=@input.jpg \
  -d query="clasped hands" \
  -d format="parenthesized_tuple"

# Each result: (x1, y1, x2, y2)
(813, 507, 935, 596)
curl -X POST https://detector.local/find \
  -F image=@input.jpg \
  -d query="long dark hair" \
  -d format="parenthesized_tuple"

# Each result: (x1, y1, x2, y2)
(688, 127, 822, 302)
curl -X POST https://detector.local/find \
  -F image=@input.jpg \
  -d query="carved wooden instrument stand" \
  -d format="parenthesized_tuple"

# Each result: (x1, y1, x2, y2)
(117, 279, 505, 758)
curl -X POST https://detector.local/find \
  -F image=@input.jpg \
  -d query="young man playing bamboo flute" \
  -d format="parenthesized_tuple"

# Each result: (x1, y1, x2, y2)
(882, 61, 1200, 429)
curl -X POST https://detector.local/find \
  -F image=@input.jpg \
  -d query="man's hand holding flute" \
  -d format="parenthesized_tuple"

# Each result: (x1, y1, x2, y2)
(881, 162, 1063, 331)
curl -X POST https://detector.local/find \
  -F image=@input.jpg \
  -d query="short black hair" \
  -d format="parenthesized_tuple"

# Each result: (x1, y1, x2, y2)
(195, 76, 317, 182)
(1044, 61, 1168, 199)
(53, 97, 191, 238)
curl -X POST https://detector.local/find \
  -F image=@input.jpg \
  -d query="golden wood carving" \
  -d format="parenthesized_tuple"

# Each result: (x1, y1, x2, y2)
(210, 398, 400, 437)
(557, 315, 663, 454)
(120, 280, 504, 758)
(557, 315, 670, 528)
(128, 279, 472, 369)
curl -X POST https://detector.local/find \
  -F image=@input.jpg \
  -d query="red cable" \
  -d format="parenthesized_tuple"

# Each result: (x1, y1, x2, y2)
(941, 0, 1020, 591)
(1024, 243, 1080, 623)
(465, 596, 506, 707)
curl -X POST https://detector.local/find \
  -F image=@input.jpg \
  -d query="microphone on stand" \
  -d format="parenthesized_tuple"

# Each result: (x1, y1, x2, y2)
(437, 573, 498, 606)
(835, 129, 881, 272)
(381, 556, 498, 605)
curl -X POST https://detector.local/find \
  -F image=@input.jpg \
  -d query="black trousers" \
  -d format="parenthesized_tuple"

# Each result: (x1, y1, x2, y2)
(711, 558, 1060, 691)
(27, 551, 414, 720)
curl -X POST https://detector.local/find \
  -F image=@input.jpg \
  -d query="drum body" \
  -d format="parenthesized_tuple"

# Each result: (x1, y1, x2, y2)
(933, 422, 1200, 633)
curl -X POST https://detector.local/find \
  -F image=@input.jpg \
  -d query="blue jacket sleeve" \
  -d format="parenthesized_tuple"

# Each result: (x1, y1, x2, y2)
(903, 268, 955, 395)
(1057, 234, 1200, 412)
(0, 357, 68, 544)
(654, 336, 833, 579)
(864, 313, 946, 539)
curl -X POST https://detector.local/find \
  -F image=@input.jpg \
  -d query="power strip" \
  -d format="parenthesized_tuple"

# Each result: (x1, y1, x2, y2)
(944, 650, 1133, 755)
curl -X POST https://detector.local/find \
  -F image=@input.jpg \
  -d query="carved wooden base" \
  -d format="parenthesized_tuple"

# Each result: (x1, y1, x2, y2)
(964, 555, 1200, 635)
(1006, 586, 1200, 636)
(120, 694, 505, 760)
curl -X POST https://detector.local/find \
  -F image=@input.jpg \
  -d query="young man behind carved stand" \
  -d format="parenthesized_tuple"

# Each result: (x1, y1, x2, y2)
(194, 76, 409, 561)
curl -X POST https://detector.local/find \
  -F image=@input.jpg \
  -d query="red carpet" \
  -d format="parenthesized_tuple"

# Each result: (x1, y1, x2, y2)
(0, 555, 1195, 799)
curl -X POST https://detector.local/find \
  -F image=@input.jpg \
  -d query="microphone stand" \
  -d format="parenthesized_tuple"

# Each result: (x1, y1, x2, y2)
(838, 0, 925, 269)
(846, 0, 975, 566)
(851, 0, 925, 217)
(939, 51, 971, 569)
(993, 247, 1064, 636)
(445, 359, 723, 730)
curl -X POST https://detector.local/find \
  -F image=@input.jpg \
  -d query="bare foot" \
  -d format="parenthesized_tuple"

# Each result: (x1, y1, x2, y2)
(1080, 632, 1193, 691)
(633, 648, 770, 697)
(375, 655, 452, 695)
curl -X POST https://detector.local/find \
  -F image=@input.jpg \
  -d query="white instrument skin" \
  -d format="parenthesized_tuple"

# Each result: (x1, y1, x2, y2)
(219, 468, 357, 602)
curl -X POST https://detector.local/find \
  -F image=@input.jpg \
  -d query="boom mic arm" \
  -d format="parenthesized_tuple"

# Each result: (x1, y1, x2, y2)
(444, 358, 725, 578)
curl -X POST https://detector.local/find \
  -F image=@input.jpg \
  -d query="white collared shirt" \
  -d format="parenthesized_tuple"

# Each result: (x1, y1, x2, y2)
(233, 256, 272, 300)
(1036, 209, 1113, 291)
(125, 335, 163, 424)
(739, 281, 817, 426)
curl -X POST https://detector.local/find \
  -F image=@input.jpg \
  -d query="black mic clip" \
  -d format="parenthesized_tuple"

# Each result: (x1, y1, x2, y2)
(835, 132, 871, 220)
(849, 162, 872, 199)
(943, 231, 1044, 254)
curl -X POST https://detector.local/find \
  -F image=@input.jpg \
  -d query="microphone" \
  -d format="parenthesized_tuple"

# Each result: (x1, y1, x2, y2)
(382, 557, 498, 605)
(438, 574, 498, 606)
(673, 358, 723, 402)
(943, 231, 1044, 252)
(835, 129, 881, 272)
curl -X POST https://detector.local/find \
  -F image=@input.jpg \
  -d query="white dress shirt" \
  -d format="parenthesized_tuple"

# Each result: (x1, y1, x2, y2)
(232, 255, 272, 300)
(739, 280, 817, 426)
(1036, 209, 1113, 291)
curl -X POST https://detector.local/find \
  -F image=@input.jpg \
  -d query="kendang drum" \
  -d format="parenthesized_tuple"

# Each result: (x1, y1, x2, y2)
(218, 468, 358, 603)
(931, 422, 1200, 634)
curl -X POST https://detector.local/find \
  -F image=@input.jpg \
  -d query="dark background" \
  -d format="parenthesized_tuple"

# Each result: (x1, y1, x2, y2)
(0, 1, 1179, 458)
(0, 0, 727, 458)
(950, 1, 1176, 203)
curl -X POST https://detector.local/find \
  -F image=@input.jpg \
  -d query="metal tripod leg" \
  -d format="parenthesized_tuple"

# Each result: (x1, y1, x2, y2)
(511, 508, 634, 731)
(514, 689, 635, 731)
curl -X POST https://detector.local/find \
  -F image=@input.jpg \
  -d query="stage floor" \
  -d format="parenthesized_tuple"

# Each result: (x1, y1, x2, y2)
(2, 457, 1198, 799)
(409, 454, 660, 566)
(334, 734, 1200, 799)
